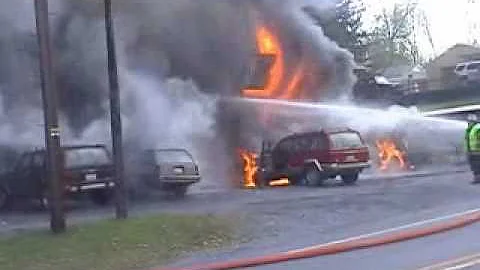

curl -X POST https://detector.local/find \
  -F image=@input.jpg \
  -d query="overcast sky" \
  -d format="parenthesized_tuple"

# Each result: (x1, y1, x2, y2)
(362, 0, 480, 59)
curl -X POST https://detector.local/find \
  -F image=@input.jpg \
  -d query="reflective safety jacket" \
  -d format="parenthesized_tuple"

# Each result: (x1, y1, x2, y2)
(466, 123, 480, 153)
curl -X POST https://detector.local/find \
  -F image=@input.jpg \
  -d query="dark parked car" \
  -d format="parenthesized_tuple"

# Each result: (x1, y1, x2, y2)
(129, 149, 201, 198)
(352, 69, 404, 107)
(0, 145, 115, 209)
(258, 129, 371, 186)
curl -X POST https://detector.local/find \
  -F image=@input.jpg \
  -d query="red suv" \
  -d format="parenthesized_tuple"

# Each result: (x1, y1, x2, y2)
(258, 129, 370, 186)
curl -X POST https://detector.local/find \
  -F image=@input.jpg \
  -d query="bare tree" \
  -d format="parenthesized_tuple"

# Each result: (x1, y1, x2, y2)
(368, 2, 420, 71)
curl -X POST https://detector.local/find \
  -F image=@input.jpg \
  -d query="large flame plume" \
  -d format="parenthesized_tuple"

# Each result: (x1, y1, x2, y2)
(242, 25, 306, 100)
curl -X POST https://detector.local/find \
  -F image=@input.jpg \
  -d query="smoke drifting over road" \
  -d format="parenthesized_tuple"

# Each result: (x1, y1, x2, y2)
(0, 0, 359, 187)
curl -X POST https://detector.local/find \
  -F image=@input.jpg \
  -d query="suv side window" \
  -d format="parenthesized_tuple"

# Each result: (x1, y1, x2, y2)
(299, 136, 312, 151)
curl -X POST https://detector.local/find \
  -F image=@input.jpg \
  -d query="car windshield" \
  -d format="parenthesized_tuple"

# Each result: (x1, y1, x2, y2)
(154, 150, 193, 163)
(64, 148, 111, 168)
(329, 132, 364, 150)
(467, 63, 480, 70)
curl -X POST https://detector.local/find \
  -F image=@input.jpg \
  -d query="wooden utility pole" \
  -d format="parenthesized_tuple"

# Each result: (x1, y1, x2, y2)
(104, 0, 128, 219)
(34, 0, 66, 233)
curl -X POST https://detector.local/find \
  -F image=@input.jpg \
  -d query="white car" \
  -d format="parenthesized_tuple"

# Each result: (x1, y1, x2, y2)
(454, 61, 480, 84)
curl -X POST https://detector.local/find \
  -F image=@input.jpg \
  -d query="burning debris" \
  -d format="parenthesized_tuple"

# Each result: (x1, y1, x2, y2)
(269, 178, 290, 187)
(375, 138, 407, 171)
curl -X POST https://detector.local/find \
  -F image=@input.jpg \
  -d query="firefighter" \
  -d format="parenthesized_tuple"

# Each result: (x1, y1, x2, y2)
(466, 114, 480, 183)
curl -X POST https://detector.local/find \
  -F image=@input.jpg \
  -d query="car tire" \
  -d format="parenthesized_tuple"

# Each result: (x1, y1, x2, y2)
(0, 187, 10, 210)
(304, 168, 324, 187)
(90, 189, 112, 206)
(341, 172, 359, 185)
(173, 186, 188, 198)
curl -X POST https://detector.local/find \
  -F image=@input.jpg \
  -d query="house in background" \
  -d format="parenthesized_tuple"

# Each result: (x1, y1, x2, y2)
(425, 44, 480, 90)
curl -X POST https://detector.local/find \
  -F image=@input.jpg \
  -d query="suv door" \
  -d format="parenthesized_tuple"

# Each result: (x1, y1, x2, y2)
(8, 153, 34, 197)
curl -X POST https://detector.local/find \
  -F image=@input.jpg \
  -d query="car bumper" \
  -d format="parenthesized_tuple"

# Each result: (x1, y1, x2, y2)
(320, 161, 371, 172)
(158, 175, 201, 184)
(66, 181, 115, 192)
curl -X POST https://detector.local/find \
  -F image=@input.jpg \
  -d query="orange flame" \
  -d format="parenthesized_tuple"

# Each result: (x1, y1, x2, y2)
(376, 139, 406, 171)
(242, 25, 307, 100)
(280, 63, 305, 99)
(242, 26, 284, 98)
(238, 149, 258, 188)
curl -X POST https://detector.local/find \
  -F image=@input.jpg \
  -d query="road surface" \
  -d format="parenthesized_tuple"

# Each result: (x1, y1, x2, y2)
(166, 168, 480, 270)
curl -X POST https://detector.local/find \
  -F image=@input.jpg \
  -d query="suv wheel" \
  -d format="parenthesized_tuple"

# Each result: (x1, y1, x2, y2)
(304, 168, 324, 186)
(0, 187, 9, 210)
(341, 172, 359, 185)
(90, 189, 112, 206)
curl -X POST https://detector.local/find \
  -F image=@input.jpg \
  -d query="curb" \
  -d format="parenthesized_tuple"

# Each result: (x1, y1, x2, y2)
(362, 168, 468, 182)
(157, 209, 480, 270)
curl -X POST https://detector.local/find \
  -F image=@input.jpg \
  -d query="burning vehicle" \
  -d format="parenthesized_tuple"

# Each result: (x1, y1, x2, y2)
(239, 128, 371, 188)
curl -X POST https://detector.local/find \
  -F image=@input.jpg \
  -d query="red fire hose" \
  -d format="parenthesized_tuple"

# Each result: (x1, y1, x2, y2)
(156, 209, 480, 270)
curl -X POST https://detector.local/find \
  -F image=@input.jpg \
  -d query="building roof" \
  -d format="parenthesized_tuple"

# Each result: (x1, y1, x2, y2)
(427, 44, 480, 69)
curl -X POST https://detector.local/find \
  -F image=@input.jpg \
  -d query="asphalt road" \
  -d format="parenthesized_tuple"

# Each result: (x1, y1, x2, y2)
(1, 166, 479, 270)
(255, 222, 480, 270)
(167, 168, 480, 270)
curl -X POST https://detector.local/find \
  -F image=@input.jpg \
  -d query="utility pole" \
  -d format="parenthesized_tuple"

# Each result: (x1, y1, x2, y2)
(34, 0, 66, 233)
(104, 0, 127, 219)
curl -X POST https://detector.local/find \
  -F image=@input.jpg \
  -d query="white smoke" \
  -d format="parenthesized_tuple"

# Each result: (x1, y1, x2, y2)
(120, 72, 217, 149)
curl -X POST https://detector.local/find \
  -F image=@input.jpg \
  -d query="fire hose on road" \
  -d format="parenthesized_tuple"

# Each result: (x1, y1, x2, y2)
(157, 209, 480, 270)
